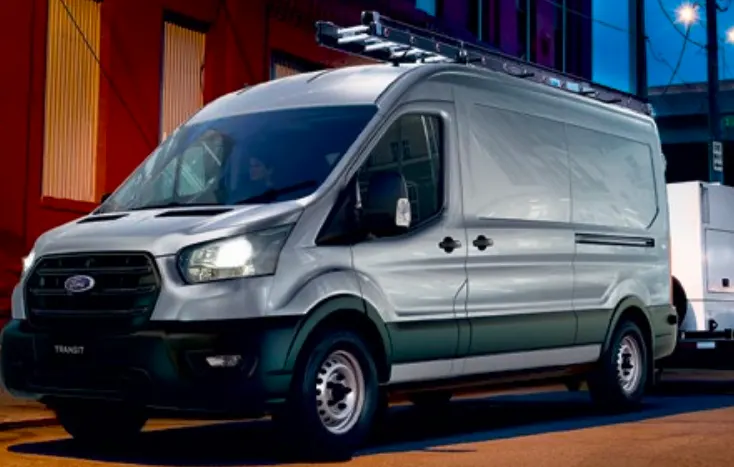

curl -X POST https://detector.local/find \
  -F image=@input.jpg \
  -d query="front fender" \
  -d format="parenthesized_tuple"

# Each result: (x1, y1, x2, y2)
(282, 294, 393, 373)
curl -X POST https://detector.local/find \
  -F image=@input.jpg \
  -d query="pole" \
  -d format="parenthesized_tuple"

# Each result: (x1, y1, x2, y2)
(562, 0, 567, 73)
(706, 0, 724, 183)
(635, 0, 647, 99)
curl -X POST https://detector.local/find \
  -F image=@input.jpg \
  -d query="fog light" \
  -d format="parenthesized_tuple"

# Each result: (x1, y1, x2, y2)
(205, 355, 242, 368)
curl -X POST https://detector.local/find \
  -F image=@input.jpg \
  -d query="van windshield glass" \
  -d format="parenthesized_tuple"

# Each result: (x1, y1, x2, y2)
(96, 105, 377, 214)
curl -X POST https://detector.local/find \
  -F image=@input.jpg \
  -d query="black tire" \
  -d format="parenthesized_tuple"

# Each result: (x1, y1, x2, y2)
(273, 329, 379, 461)
(54, 400, 147, 446)
(588, 319, 649, 412)
(408, 390, 453, 409)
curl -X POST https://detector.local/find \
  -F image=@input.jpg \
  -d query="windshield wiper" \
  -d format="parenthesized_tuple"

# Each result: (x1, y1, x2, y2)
(233, 180, 318, 205)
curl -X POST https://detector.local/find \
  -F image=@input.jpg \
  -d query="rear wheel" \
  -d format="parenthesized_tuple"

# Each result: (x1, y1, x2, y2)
(54, 400, 147, 446)
(588, 319, 649, 412)
(273, 330, 379, 461)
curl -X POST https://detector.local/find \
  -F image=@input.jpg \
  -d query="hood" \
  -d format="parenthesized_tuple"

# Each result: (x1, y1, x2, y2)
(33, 201, 304, 258)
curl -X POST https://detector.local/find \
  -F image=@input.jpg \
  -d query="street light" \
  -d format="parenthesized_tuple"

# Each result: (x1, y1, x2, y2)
(673, 0, 725, 182)
(727, 26, 734, 44)
(676, 2, 734, 45)
(676, 2, 701, 25)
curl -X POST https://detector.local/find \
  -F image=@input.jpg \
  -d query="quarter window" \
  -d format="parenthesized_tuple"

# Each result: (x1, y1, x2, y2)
(357, 114, 444, 233)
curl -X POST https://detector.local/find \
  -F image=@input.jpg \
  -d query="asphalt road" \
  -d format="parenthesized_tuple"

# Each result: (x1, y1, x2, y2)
(2, 380, 734, 467)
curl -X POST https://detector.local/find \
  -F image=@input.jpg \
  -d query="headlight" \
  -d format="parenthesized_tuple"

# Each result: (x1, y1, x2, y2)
(21, 249, 36, 276)
(177, 225, 292, 284)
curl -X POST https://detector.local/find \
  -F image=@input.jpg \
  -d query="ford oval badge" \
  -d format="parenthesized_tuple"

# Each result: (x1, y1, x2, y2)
(64, 275, 96, 294)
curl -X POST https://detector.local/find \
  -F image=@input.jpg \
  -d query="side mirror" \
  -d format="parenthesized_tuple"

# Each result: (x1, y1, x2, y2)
(100, 193, 111, 204)
(362, 171, 412, 237)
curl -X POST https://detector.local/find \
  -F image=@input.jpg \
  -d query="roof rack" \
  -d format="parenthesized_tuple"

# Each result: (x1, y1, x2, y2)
(315, 11, 653, 116)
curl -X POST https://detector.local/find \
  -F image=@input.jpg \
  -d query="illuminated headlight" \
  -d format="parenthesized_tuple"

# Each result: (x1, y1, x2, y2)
(21, 249, 36, 276)
(177, 225, 292, 284)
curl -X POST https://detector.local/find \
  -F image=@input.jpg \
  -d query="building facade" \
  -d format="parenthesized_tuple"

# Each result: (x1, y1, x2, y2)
(0, 0, 592, 320)
(649, 82, 734, 183)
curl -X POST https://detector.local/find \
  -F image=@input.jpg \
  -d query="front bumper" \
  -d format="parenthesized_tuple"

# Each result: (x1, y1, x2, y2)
(0, 318, 300, 415)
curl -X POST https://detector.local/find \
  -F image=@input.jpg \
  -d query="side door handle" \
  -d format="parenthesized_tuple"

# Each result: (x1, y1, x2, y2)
(472, 235, 494, 251)
(438, 236, 462, 253)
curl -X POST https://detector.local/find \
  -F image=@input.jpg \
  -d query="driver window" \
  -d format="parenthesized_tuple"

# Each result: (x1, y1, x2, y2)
(357, 113, 443, 232)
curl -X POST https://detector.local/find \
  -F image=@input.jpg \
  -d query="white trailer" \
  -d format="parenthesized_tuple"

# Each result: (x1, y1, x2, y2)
(664, 181, 734, 370)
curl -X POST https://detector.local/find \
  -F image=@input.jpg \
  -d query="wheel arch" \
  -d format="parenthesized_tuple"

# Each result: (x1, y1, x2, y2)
(283, 294, 393, 383)
(602, 296, 654, 370)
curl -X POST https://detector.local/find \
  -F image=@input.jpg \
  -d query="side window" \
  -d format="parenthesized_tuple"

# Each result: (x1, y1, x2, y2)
(357, 114, 443, 233)
(567, 126, 657, 229)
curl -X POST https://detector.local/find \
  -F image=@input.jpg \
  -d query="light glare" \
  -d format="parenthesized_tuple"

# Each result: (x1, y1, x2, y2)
(727, 27, 734, 44)
(675, 2, 700, 26)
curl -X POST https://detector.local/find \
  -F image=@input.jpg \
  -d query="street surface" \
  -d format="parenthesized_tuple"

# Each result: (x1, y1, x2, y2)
(1, 376, 733, 467)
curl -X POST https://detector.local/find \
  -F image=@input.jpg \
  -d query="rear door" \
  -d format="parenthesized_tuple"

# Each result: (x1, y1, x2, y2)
(456, 86, 577, 376)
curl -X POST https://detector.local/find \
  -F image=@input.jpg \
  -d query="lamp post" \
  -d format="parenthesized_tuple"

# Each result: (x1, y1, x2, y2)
(635, 0, 648, 99)
(676, 1, 725, 183)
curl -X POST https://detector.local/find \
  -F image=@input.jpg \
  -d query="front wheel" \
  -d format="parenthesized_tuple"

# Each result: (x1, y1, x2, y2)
(273, 330, 379, 461)
(588, 319, 649, 412)
(54, 400, 148, 446)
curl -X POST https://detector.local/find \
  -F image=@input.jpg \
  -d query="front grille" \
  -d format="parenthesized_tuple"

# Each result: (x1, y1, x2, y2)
(24, 252, 161, 332)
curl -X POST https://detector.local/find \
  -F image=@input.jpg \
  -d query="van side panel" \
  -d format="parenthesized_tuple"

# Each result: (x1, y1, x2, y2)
(565, 102, 672, 347)
(669, 181, 734, 331)
(452, 76, 580, 371)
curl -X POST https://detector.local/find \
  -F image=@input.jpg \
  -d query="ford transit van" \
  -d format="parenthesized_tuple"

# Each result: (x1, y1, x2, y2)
(1, 11, 678, 459)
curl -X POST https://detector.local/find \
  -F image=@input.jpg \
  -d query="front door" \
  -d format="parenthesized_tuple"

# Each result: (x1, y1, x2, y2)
(351, 104, 468, 385)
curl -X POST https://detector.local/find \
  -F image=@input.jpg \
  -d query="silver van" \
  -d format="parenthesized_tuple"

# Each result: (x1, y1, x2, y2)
(1, 11, 677, 460)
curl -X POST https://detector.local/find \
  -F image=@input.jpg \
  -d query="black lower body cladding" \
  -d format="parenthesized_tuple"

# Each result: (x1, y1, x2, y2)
(0, 317, 301, 415)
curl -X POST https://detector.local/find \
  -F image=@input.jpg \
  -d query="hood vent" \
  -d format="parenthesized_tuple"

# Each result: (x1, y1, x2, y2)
(156, 208, 233, 217)
(77, 214, 129, 223)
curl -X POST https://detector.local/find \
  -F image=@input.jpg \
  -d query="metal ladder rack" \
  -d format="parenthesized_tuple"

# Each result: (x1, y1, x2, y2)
(315, 11, 653, 117)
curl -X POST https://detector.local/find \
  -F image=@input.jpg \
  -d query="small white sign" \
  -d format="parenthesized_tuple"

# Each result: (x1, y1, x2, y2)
(712, 141, 724, 172)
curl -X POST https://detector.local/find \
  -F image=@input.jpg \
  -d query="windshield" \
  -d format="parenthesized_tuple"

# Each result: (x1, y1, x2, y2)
(97, 105, 377, 214)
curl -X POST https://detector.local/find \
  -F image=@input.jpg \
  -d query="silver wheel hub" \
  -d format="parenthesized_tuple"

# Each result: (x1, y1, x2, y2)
(315, 349, 365, 435)
(616, 335, 643, 395)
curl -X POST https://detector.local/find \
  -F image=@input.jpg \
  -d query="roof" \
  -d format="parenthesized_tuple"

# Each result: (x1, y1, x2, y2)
(189, 59, 651, 129)
(189, 64, 417, 123)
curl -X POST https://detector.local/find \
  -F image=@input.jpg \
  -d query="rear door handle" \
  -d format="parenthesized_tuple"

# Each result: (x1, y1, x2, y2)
(438, 236, 462, 253)
(472, 235, 493, 251)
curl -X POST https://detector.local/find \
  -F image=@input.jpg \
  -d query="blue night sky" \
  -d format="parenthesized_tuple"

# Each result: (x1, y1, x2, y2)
(593, 0, 734, 92)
